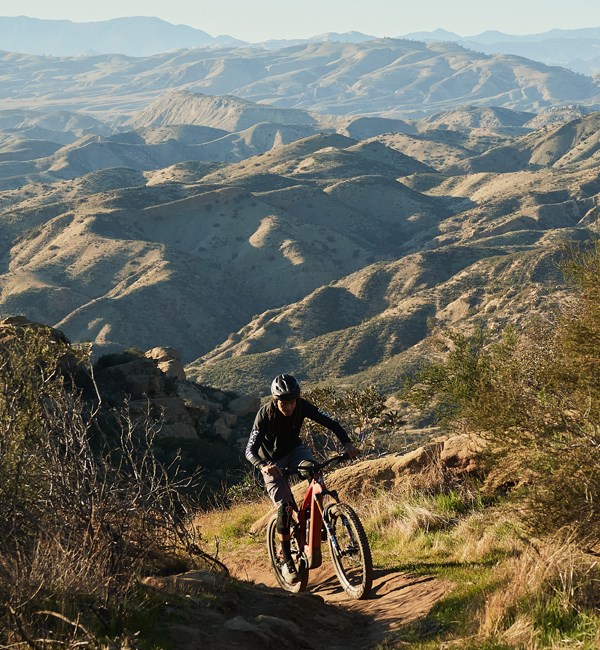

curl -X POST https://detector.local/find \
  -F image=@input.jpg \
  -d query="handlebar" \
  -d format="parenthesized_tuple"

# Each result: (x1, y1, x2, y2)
(282, 453, 350, 477)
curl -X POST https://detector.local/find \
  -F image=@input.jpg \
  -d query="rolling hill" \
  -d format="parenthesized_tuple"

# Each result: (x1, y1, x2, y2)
(0, 93, 598, 395)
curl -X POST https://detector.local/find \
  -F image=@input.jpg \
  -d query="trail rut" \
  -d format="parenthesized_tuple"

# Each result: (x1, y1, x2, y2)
(220, 545, 451, 648)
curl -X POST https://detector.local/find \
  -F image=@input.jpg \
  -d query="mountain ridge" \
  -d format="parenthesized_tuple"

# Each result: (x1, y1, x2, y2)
(2, 16, 600, 77)
(1, 41, 598, 120)
(1, 99, 598, 394)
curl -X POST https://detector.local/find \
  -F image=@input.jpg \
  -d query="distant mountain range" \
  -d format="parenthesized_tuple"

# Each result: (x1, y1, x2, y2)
(1, 41, 599, 121)
(0, 16, 243, 56)
(0, 17, 599, 76)
(0, 18, 599, 395)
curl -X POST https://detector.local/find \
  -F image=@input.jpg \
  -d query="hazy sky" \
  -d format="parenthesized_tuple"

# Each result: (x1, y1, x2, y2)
(1, 0, 599, 41)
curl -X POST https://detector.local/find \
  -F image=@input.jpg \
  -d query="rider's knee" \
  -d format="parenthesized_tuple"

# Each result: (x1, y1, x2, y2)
(276, 501, 294, 534)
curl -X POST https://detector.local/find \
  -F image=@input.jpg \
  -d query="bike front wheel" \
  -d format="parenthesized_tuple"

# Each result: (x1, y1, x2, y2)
(325, 503, 373, 599)
(266, 514, 309, 593)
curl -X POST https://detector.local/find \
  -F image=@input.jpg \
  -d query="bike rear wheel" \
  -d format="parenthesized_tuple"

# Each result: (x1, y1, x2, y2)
(266, 514, 309, 593)
(325, 503, 373, 599)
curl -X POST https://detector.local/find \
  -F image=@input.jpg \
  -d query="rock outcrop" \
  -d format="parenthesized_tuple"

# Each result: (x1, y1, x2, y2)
(145, 346, 187, 381)
(1, 316, 259, 446)
(326, 433, 486, 500)
(94, 347, 259, 442)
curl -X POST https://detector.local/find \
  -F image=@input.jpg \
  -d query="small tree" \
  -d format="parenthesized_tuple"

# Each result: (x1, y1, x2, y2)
(302, 385, 404, 459)
(402, 242, 600, 546)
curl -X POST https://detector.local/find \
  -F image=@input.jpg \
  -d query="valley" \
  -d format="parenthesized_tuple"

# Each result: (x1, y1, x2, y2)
(1, 77, 598, 394)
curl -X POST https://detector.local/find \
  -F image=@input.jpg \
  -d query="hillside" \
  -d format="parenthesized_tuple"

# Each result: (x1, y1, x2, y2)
(1, 40, 599, 120)
(445, 112, 600, 173)
(0, 96, 598, 394)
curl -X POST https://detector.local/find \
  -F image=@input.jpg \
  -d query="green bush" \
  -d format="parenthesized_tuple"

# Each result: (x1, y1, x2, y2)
(302, 384, 405, 458)
(402, 242, 600, 546)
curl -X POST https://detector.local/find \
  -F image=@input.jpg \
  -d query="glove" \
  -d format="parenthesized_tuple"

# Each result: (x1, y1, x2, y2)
(261, 463, 283, 477)
(344, 442, 360, 459)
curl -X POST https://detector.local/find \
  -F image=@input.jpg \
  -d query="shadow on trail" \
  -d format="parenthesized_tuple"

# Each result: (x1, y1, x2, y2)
(312, 567, 435, 600)
(308, 565, 451, 638)
(221, 544, 451, 644)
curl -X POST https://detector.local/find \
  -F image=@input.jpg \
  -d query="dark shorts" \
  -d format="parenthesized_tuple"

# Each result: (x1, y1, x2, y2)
(263, 444, 315, 506)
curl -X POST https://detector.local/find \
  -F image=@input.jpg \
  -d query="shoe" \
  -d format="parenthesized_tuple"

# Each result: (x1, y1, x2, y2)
(281, 560, 299, 585)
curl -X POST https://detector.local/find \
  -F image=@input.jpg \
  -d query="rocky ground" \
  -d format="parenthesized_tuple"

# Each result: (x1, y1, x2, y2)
(144, 557, 450, 649)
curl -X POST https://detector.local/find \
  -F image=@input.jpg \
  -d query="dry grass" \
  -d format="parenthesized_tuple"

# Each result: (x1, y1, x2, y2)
(478, 534, 600, 649)
(195, 497, 271, 553)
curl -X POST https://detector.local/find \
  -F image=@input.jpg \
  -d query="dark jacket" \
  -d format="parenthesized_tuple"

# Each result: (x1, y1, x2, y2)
(245, 397, 350, 468)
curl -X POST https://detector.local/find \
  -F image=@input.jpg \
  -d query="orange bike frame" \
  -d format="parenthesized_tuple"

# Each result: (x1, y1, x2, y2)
(297, 473, 330, 569)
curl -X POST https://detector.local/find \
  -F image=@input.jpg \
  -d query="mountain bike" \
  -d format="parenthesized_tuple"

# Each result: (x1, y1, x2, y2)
(266, 454, 373, 600)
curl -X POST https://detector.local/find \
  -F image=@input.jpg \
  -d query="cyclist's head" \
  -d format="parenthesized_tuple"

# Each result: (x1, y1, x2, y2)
(271, 374, 301, 401)
(271, 374, 300, 417)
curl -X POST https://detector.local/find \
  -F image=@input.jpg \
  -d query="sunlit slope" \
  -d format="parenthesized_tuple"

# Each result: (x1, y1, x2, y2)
(0, 110, 598, 390)
(2, 41, 599, 118)
(186, 160, 599, 392)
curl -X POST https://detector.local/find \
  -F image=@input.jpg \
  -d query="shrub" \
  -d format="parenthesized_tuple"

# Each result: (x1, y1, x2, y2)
(402, 241, 600, 546)
(0, 324, 217, 645)
(302, 384, 404, 458)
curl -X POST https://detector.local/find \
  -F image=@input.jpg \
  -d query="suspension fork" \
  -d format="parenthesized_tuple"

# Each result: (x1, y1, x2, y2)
(321, 488, 344, 556)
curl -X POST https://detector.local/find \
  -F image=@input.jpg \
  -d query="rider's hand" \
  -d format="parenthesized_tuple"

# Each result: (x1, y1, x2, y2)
(344, 442, 360, 459)
(261, 463, 283, 477)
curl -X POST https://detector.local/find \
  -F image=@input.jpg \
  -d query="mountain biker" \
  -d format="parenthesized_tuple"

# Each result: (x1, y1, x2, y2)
(245, 373, 359, 585)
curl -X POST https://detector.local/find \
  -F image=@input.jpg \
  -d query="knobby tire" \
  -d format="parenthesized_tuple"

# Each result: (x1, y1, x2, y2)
(326, 503, 373, 599)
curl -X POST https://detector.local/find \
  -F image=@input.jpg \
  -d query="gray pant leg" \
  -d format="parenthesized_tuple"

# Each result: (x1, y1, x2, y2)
(263, 445, 315, 506)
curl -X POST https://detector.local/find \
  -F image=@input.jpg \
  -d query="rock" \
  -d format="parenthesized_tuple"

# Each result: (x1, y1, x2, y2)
(255, 615, 303, 636)
(438, 433, 485, 472)
(211, 390, 229, 404)
(129, 395, 187, 418)
(159, 422, 198, 439)
(224, 614, 315, 648)
(177, 381, 222, 414)
(228, 394, 261, 416)
(143, 570, 228, 592)
(251, 433, 486, 534)
(224, 616, 263, 634)
(214, 412, 238, 440)
(145, 346, 186, 381)
(128, 396, 198, 439)
(256, 615, 315, 648)
(96, 356, 164, 399)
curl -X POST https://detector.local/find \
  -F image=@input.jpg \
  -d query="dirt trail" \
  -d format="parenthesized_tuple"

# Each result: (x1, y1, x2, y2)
(221, 545, 451, 647)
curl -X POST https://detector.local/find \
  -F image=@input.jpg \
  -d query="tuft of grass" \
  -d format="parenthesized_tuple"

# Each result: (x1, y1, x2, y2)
(196, 497, 271, 551)
(478, 534, 600, 649)
(374, 564, 505, 650)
